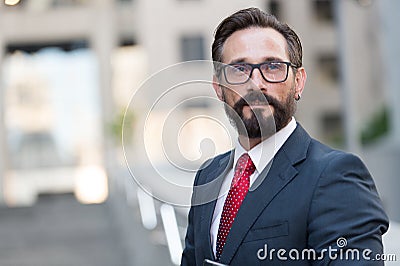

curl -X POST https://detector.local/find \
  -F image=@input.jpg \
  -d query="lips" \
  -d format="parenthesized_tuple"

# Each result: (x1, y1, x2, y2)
(233, 91, 281, 115)
(244, 101, 269, 106)
(242, 100, 272, 109)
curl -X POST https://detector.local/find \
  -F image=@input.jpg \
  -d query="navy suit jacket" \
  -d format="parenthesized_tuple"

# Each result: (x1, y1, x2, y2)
(181, 124, 389, 265)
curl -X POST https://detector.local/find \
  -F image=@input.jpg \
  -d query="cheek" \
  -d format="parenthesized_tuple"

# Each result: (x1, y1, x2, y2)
(222, 89, 239, 106)
(270, 82, 295, 102)
(267, 88, 286, 103)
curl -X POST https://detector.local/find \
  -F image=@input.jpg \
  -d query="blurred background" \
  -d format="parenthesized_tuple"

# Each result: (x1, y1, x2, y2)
(0, 0, 399, 265)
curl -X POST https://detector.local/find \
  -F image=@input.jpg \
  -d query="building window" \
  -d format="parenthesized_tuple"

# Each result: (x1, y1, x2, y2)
(321, 112, 344, 147)
(268, 0, 281, 20)
(119, 38, 136, 47)
(313, 0, 334, 23)
(180, 35, 205, 61)
(6, 40, 88, 54)
(316, 53, 339, 84)
(51, 0, 89, 7)
(117, 0, 133, 3)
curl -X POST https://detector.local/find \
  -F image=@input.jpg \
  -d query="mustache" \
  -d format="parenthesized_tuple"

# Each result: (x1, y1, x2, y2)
(233, 91, 280, 110)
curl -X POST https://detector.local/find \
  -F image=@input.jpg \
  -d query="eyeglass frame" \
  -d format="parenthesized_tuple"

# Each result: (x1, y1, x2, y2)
(222, 61, 299, 85)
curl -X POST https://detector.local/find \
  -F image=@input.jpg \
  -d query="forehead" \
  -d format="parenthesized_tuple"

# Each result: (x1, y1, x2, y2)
(221, 27, 289, 64)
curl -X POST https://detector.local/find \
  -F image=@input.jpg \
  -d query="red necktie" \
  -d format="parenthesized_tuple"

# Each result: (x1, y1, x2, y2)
(216, 153, 255, 260)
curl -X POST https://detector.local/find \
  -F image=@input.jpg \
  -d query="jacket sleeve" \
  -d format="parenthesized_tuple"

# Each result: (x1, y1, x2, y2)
(307, 152, 389, 265)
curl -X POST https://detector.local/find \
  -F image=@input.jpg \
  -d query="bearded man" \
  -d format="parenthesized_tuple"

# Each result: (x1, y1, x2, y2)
(181, 7, 388, 266)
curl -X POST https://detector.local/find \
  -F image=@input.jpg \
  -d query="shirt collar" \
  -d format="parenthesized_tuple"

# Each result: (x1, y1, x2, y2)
(234, 117, 297, 174)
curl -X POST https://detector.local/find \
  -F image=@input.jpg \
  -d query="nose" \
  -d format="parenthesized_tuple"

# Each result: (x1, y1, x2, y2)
(250, 68, 266, 90)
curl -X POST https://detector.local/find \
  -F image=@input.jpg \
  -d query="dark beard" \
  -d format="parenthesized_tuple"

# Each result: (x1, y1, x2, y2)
(223, 90, 296, 139)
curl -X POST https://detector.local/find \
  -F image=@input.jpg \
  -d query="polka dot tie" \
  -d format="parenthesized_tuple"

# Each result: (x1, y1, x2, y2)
(215, 153, 255, 260)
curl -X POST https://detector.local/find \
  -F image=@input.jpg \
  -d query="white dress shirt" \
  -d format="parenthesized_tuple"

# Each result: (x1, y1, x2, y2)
(210, 117, 297, 256)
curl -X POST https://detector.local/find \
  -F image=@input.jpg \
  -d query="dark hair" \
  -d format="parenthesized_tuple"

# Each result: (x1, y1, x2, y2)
(212, 7, 303, 73)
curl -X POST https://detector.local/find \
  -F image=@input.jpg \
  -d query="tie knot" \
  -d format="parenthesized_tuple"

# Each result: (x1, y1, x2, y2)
(231, 153, 256, 187)
(234, 153, 255, 178)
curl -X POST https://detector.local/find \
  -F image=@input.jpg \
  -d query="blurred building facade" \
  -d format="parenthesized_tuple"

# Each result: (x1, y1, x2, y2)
(0, 0, 398, 220)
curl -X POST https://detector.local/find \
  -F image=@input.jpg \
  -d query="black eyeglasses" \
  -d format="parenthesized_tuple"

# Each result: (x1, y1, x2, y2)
(222, 61, 298, 85)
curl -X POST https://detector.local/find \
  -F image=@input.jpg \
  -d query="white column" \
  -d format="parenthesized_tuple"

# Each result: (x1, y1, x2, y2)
(333, 0, 362, 154)
(0, 5, 6, 204)
(378, 0, 400, 146)
(90, 0, 118, 178)
(377, 0, 400, 222)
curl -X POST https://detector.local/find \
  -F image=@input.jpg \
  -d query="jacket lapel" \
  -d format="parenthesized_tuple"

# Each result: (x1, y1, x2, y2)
(219, 124, 311, 264)
(198, 152, 234, 260)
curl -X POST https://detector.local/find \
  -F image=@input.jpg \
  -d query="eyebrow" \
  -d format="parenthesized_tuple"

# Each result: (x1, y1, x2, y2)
(228, 56, 285, 64)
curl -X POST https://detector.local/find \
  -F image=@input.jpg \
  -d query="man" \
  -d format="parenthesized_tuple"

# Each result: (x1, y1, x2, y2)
(181, 7, 388, 265)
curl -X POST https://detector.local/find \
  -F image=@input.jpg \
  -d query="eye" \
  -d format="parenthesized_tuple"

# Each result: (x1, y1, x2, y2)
(229, 64, 249, 73)
(265, 62, 284, 71)
(259, 63, 280, 73)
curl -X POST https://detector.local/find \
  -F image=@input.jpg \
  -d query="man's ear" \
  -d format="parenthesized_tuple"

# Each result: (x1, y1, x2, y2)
(213, 75, 224, 101)
(294, 67, 307, 99)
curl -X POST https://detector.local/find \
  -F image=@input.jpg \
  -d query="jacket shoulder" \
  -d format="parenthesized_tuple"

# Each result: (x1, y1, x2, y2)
(193, 150, 232, 186)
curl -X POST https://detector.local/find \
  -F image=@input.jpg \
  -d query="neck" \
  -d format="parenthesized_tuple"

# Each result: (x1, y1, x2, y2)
(238, 135, 262, 151)
(238, 118, 293, 151)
